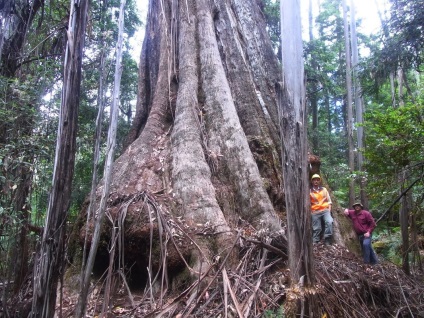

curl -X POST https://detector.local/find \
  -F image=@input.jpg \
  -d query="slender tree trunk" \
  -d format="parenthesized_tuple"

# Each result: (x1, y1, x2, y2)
(410, 213, 423, 271)
(389, 72, 396, 107)
(76, 1, 108, 316)
(280, 0, 316, 315)
(0, 0, 43, 297)
(349, 0, 368, 208)
(80, 0, 108, 280)
(30, 0, 88, 315)
(397, 68, 404, 107)
(326, 94, 331, 134)
(74, 0, 126, 315)
(12, 163, 32, 293)
(399, 168, 410, 275)
(309, 0, 319, 153)
(342, 0, 355, 206)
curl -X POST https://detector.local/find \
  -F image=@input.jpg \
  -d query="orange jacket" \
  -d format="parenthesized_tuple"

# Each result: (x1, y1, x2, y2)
(310, 186, 332, 213)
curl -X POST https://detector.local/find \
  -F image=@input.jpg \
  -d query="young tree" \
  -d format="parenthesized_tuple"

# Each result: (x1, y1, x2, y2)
(30, 0, 89, 315)
(75, 0, 127, 314)
(308, 0, 320, 153)
(342, 0, 355, 206)
(349, 0, 368, 208)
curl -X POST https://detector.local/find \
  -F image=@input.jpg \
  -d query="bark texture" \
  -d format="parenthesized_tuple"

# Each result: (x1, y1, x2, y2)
(280, 0, 316, 315)
(0, 0, 44, 77)
(80, 0, 285, 292)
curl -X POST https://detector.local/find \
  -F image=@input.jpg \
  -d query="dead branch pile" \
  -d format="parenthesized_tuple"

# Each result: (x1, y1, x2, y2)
(60, 193, 424, 318)
(6, 191, 424, 317)
(314, 243, 424, 318)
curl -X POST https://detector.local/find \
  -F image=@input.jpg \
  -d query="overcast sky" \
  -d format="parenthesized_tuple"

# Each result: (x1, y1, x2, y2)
(302, 0, 388, 38)
(129, 0, 388, 61)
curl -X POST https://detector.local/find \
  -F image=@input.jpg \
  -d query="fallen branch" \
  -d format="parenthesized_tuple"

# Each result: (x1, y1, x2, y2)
(242, 237, 287, 258)
(376, 172, 424, 223)
(222, 268, 244, 317)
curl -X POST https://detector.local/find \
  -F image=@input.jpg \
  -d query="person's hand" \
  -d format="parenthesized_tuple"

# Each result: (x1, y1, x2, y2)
(364, 232, 370, 238)
(343, 208, 349, 216)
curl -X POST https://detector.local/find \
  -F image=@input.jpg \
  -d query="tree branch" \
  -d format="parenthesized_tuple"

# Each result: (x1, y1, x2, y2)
(376, 172, 424, 223)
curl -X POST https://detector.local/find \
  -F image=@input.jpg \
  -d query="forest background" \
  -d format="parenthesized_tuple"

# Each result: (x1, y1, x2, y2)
(0, 0, 423, 316)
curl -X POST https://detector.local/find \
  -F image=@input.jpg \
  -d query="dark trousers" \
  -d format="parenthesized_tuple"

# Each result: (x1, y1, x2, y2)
(359, 234, 378, 264)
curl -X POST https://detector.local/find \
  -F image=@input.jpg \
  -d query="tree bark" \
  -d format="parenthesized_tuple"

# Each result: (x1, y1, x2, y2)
(1, 1, 44, 293)
(76, 0, 108, 315)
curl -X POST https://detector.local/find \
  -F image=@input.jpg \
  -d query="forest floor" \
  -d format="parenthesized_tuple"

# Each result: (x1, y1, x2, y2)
(52, 240, 424, 318)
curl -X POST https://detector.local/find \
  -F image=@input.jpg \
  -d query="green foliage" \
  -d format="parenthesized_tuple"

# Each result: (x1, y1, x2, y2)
(373, 227, 403, 265)
(361, 101, 424, 231)
(0, 0, 142, 264)
(364, 103, 424, 173)
(386, 0, 424, 69)
(362, 0, 424, 95)
(302, 0, 424, 257)
(119, 52, 139, 122)
(263, 0, 280, 54)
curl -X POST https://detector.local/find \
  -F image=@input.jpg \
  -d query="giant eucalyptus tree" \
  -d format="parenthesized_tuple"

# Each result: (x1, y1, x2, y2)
(75, 0, 321, 315)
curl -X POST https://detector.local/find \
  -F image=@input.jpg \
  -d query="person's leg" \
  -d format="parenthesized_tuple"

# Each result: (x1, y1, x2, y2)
(369, 237, 378, 264)
(370, 247, 378, 264)
(311, 213, 322, 243)
(361, 236, 373, 264)
(322, 211, 333, 244)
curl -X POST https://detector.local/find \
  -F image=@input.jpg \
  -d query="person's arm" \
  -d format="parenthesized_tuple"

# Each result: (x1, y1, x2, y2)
(325, 188, 332, 210)
(363, 211, 376, 237)
(367, 212, 376, 235)
(343, 208, 350, 217)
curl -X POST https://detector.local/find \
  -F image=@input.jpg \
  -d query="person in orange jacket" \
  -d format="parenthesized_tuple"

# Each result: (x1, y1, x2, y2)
(310, 174, 333, 245)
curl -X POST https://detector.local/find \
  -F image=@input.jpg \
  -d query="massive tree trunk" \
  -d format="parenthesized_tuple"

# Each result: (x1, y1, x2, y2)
(80, 0, 284, 291)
